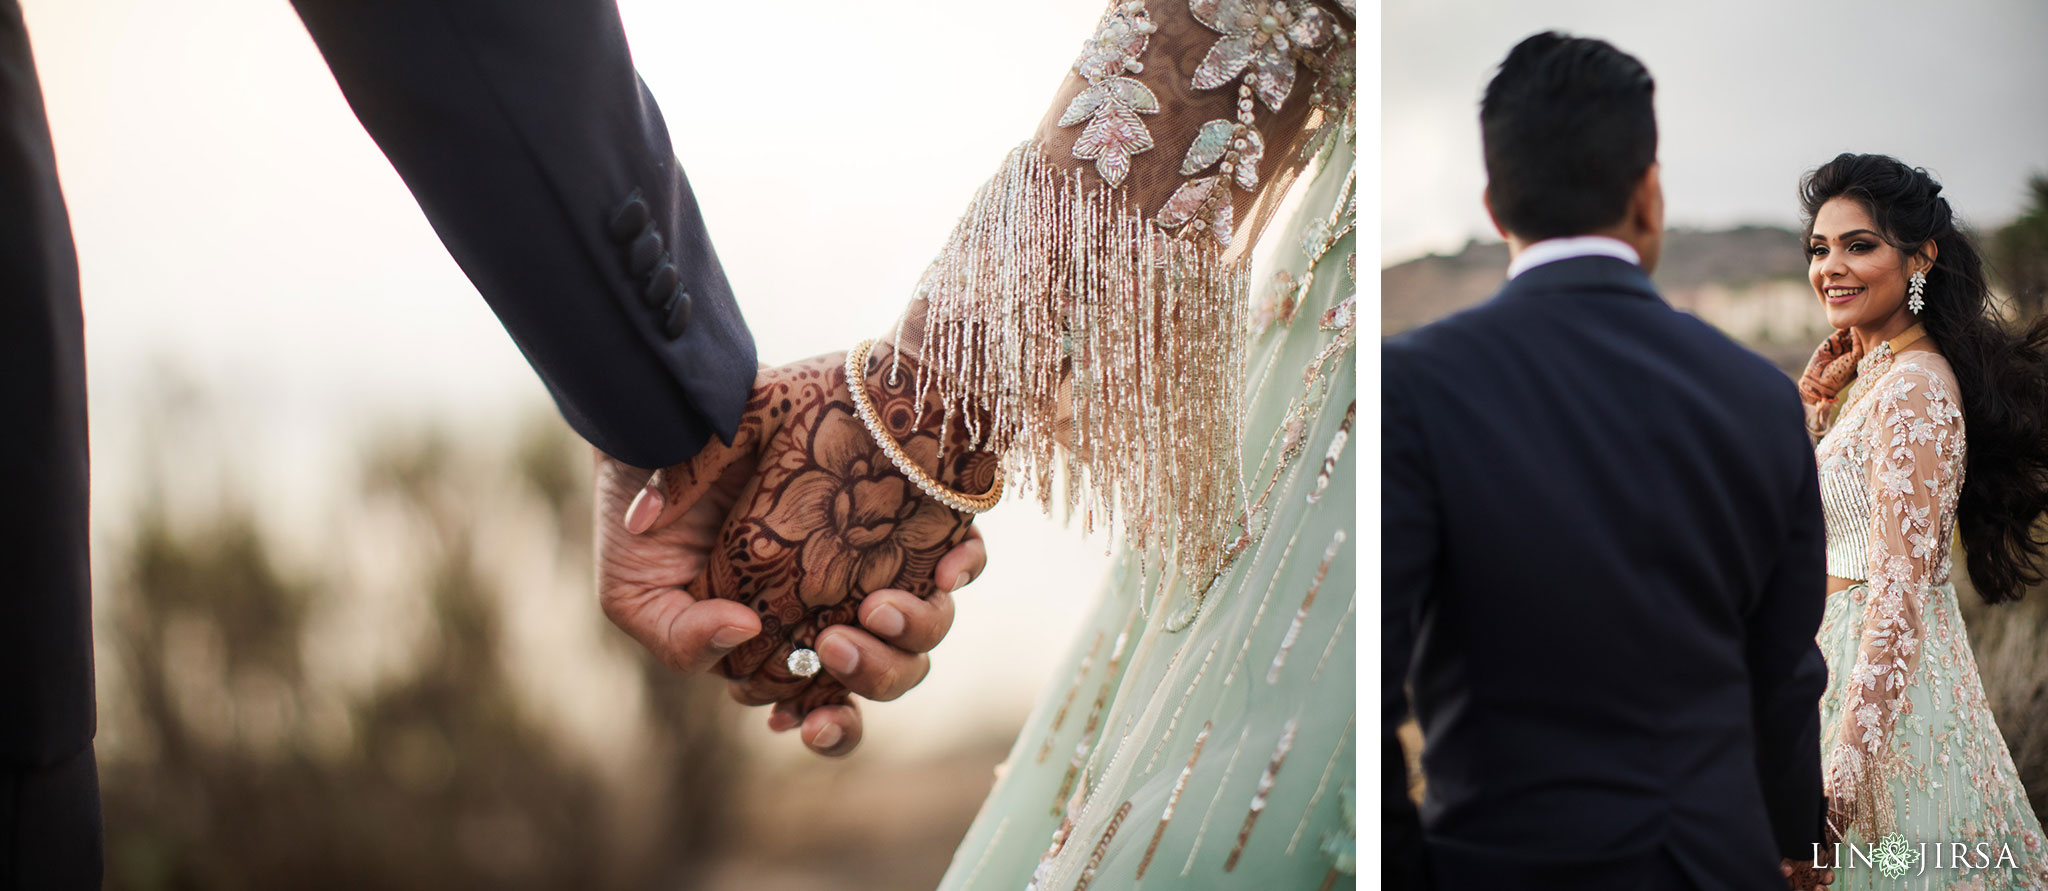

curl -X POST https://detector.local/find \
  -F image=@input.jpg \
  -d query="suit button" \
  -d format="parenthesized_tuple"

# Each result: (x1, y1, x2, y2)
(609, 194, 648, 243)
(629, 229, 663, 276)
(644, 263, 678, 307)
(664, 289, 694, 338)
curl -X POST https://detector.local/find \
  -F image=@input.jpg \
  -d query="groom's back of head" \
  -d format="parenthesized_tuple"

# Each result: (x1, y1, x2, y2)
(1482, 32, 1657, 242)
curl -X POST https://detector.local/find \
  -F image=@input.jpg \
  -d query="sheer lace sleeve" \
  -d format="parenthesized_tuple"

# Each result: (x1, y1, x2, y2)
(1826, 362, 1966, 842)
(898, 0, 1355, 580)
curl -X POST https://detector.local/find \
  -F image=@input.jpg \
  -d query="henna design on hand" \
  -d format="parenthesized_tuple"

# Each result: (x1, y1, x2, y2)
(685, 343, 997, 716)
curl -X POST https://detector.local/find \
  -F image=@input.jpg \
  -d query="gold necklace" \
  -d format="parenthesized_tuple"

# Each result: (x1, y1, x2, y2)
(1884, 323, 1928, 355)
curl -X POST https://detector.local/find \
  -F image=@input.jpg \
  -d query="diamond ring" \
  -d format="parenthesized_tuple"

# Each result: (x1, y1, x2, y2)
(787, 648, 822, 678)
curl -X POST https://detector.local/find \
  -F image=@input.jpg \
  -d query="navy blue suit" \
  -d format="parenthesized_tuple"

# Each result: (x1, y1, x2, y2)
(1382, 256, 1828, 889)
(0, 1, 752, 885)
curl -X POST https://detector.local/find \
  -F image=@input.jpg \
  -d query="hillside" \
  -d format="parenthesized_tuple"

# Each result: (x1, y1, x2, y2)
(1382, 226, 1824, 371)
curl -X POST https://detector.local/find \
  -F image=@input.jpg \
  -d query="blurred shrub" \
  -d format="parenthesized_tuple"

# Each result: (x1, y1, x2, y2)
(1958, 571, 2048, 825)
(100, 412, 741, 891)
(1990, 174, 2048, 321)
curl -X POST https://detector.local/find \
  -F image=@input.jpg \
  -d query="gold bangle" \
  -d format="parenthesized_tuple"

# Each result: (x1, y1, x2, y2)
(845, 339, 1002, 514)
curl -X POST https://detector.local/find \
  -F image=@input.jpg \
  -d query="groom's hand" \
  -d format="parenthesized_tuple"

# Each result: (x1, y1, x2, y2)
(594, 355, 839, 683)
(595, 448, 759, 674)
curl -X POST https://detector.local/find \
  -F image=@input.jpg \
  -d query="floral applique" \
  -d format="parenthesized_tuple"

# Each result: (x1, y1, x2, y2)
(1189, 0, 1340, 109)
(1158, 0, 1344, 246)
(1251, 270, 1297, 333)
(1062, 1, 1161, 186)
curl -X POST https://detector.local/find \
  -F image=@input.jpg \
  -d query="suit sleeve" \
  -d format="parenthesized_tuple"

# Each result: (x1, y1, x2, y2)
(1746, 391, 1830, 859)
(289, 0, 755, 469)
(1380, 345, 1432, 887)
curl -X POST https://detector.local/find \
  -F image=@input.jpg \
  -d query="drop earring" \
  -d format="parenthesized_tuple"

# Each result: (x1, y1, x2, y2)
(1907, 270, 1927, 315)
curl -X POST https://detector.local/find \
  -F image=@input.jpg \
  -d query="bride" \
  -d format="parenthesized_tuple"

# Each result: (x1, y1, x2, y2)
(634, 1, 1356, 887)
(1797, 152, 2048, 887)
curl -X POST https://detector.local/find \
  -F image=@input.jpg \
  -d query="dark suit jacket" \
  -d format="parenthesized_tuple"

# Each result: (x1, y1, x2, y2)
(0, 1, 752, 885)
(1382, 256, 1828, 889)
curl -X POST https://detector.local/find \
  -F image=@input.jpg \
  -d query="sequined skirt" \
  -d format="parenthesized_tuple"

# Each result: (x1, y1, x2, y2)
(1816, 581, 2048, 889)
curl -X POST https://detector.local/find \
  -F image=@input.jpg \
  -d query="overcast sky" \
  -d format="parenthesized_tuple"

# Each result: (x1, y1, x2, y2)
(1385, 0, 2048, 263)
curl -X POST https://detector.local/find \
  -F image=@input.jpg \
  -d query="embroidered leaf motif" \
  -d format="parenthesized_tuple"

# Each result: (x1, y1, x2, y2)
(1235, 127, 1266, 190)
(1254, 47, 1297, 110)
(1209, 195, 1235, 246)
(1181, 120, 1237, 175)
(1287, 4, 1337, 49)
(1156, 176, 1221, 228)
(1320, 295, 1354, 334)
(1060, 85, 1109, 127)
(1301, 218, 1331, 256)
(1096, 150, 1133, 189)
(1155, 175, 1236, 247)
(1104, 76, 1160, 114)
(1188, 0, 1251, 33)
(1074, 104, 1154, 187)
(1188, 0, 1327, 112)
(1193, 33, 1256, 89)
(1058, 2, 1159, 181)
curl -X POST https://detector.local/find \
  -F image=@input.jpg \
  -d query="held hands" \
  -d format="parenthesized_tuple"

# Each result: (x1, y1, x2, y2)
(1781, 859, 1834, 890)
(595, 345, 995, 756)
(1779, 798, 1845, 890)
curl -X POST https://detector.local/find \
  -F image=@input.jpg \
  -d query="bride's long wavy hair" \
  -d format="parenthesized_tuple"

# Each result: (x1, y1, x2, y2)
(1800, 153, 2048, 604)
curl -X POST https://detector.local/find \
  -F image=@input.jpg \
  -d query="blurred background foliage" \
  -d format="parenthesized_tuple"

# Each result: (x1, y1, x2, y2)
(1958, 581, 2048, 823)
(99, 403, 739, 889)
(93, 387, 1000, 890)
(1991, 174, 2048, 322)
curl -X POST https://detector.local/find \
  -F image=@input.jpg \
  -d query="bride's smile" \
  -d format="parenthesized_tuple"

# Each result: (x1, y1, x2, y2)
(1807, 196, 1927, 339)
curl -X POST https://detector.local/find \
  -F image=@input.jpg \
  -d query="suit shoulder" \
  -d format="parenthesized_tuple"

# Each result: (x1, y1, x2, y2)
(1386, 293, 1514, 357)
(1383, 297, 1514, 397)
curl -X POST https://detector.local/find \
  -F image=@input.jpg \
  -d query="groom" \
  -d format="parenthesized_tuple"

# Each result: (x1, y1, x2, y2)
(1382, 33, 1831, 888)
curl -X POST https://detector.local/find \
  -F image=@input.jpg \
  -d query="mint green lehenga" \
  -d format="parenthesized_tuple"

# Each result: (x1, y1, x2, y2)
(1811, 345, 2048, 889)
(888, 3, 1358, 888)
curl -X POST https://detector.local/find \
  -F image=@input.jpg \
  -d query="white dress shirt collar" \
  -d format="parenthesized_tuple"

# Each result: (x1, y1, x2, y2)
(1505, 235, 1642, 280)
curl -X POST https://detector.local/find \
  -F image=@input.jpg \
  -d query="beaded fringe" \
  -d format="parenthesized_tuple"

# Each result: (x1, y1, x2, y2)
(1832, 746, 1898, 848)
(913, 142, 1250, 587)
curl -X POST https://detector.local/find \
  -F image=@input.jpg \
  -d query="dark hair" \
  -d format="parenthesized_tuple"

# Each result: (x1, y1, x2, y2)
(1480, 32, 1658, 241)
(1800, 153, 2048, 604)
